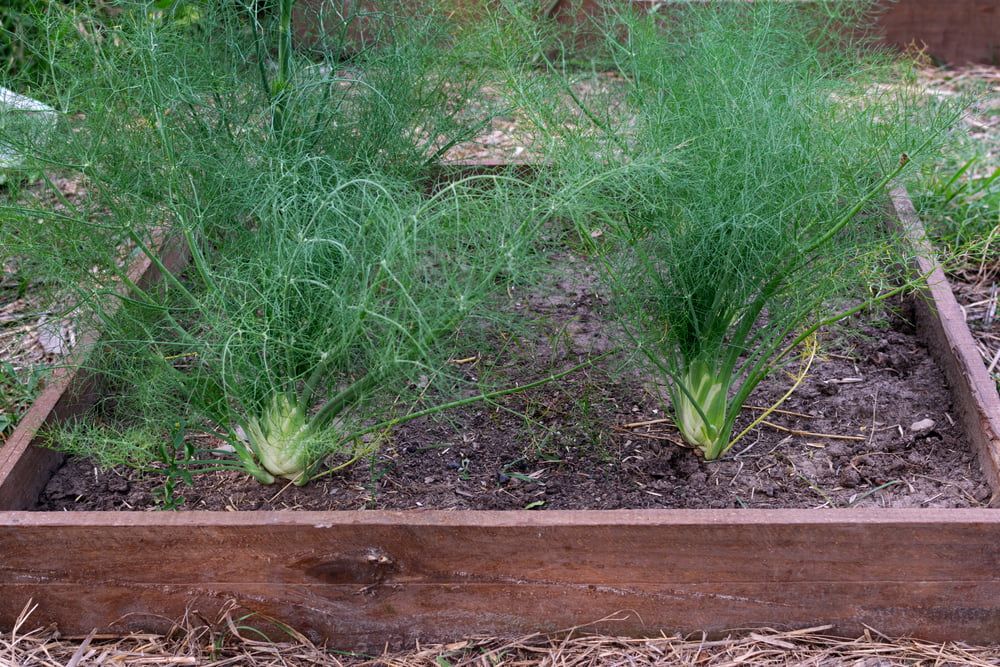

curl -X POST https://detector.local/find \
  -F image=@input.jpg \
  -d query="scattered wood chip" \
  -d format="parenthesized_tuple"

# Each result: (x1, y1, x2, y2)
(827, 377, 864, 385)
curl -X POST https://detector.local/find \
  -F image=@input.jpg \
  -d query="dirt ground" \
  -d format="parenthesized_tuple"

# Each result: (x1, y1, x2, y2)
(38, 247, 992, 512)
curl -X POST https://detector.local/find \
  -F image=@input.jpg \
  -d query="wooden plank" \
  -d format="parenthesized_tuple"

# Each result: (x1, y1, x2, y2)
(0, 236, 191, 511)
(3, 581, 1000, 649)
(892, 190, 1000, 503)
(544, 0, 1000, 65)
(878, 0, 1000, 65)
(3, 509, 1000, 585)
(1, 510, 999, 646)
(293, 0, 1000, 65)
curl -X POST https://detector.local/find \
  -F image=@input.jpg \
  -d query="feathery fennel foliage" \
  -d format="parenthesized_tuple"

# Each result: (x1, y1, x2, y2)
(542, 2, 962, 459)
(1, 0, 544, 484)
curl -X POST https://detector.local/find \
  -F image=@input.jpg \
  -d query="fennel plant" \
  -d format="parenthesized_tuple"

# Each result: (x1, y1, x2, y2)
(546, 2, 961, 460)
(96, 169, 543, 484)
(1, 0, 545, 484)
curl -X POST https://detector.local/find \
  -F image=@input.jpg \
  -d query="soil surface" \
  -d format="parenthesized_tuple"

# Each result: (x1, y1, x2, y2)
(38, 247, 993, 511)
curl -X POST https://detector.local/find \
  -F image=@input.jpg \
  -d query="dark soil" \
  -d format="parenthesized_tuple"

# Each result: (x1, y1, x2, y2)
(37, 250, 993, 511)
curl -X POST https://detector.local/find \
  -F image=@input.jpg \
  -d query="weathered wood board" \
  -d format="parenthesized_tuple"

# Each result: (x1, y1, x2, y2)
(0, 180, 998, 647)
(892, 190, 1000, 501)
(1, 510, 999, 648)
(878, 0, 999, 65)
(293, 0, 1000, 65)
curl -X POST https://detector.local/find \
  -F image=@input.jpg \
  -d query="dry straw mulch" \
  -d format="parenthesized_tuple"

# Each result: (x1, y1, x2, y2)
(5, 602, 1000, 667)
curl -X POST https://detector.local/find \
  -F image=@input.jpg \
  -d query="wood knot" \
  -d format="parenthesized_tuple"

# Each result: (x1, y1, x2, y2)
(298, 548, 399, 584)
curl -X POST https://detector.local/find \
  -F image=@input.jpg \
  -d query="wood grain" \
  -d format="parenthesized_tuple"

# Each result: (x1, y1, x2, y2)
(294, 0, 1000, 65)
(878, 0, 999, 65)
(1, 510, 999, 647)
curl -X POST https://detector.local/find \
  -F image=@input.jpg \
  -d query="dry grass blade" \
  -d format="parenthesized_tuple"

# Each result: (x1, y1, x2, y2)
(6, 604, 1000, 667)
(61, 629, 95, 667)
(362, 624, 1000, 667)
(759, 421, 866, 442)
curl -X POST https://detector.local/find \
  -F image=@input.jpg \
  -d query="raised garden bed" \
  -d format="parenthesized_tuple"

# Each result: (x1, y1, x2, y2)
(1, 183, 999, 649)
(3, 0, 1000, 651)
